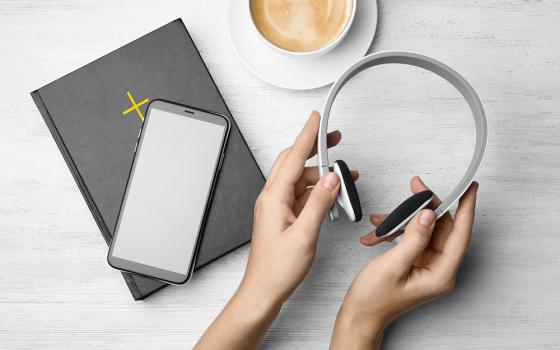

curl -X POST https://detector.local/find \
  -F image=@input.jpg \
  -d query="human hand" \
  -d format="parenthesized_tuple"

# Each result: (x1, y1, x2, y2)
(196, 112, 359, 350)
(330, 176, 478, 349)
(239, 111, 358, 307)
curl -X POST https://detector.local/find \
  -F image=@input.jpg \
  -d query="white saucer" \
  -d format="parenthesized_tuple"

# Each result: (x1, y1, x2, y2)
(226, 0, 378, 91)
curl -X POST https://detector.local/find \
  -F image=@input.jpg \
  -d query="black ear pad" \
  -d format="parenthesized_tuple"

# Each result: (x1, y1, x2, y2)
(333, 160, 362, 222)
(375, 190, 433, 237)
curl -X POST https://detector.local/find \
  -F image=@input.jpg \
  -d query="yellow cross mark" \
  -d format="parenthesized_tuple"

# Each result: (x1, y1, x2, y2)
(122, 91, 149, 122)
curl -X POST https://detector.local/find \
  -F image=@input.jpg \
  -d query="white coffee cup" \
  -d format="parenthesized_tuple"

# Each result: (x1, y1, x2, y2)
(249, 0, 356, 58)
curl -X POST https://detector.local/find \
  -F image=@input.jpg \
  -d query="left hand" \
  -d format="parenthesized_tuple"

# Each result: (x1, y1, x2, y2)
(195, 111, 359, 350)
(240, 111, 359, 306)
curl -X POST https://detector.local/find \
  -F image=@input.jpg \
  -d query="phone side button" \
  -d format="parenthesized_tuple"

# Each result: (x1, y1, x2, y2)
(134, 142, 138, 152)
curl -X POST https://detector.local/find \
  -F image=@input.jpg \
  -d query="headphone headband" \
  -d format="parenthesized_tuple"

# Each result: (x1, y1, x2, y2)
(318, 51, 488, 222)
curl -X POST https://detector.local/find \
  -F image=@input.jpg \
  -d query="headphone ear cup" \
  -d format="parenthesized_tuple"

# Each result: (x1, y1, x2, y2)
(375, 190, 434, 237)
(333, 160, 362, 222)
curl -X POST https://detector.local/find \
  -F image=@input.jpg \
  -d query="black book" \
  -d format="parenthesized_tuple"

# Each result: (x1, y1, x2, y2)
(31, 19, 264, 300)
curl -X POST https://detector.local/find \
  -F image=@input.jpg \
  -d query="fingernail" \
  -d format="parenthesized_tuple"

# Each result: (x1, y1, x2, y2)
(321, 172, 339, 190)
(419, 210, 435, 227)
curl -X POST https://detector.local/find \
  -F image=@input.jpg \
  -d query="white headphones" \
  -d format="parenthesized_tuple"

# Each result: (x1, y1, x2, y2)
(318, 51, 488, 237)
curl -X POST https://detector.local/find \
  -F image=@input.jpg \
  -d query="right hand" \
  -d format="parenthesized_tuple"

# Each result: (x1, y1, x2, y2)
(330, 177, 479, 349)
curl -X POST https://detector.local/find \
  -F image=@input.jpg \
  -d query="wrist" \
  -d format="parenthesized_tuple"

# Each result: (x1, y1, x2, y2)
(336, 303, 387, 342)
(231, 283, 283, 326)
(194, 282, 283, 349)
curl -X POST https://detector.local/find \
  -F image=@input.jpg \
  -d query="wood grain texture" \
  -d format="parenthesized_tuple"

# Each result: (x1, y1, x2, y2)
(1, 0, 560, 348)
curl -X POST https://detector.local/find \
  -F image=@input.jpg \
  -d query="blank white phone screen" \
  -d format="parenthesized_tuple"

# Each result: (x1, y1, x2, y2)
(111, 108, 225, 274)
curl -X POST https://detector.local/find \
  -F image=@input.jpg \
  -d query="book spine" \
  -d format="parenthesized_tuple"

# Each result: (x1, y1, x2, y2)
(30, 90, 143, 301)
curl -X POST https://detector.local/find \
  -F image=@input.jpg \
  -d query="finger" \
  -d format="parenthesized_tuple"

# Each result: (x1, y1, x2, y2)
(369, 213, 388, 226)
(293, 172, 340, 238)
(300, 168, 358, 188)
(369, 178, 443, 228)
(360, 213, 393, 246)
(295, 167, 358, 196)
(294, 187, 312, 216)
(410, 176, 454, 251)
(296, 170, 358, 203)
(360, 230, 401, 246)
(274, 111, 321, 187)
(309, 129, 341, 159)
(267, 129, 341, 187)
(265, 146, 290, 188)
(383, 209, 436, 276)
(436, 182, 478, 277)
(410, 176, 451, 223)
(410, 176, 442, 207)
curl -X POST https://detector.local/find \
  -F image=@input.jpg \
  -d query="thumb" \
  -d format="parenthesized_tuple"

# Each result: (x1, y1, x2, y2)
(386, 209, 436, 273)
(295, 172, 340, 236)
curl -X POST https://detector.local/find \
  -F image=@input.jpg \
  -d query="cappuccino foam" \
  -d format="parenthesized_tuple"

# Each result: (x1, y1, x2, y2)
(250, 0, 351, 53)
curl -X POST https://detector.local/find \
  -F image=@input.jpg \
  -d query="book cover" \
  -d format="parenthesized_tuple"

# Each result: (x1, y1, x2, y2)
(31, 19, 264, 300)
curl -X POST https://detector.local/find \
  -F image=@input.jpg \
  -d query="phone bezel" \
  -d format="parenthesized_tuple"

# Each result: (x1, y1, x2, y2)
(107, 99, 230, 285)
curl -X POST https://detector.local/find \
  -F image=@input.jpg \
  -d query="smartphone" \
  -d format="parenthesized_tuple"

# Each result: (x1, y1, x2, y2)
(107, 99, 230, 284)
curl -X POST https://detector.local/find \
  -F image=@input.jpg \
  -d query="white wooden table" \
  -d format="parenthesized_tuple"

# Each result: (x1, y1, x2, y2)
(2, 1, 560, 348)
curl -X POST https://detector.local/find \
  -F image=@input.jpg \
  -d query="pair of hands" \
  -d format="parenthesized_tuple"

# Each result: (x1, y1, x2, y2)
(196, 112, 478, 350)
